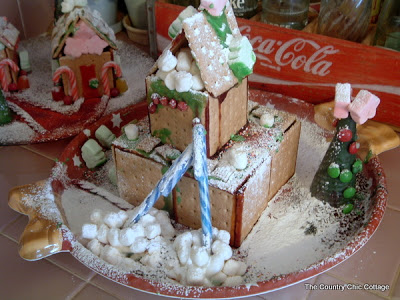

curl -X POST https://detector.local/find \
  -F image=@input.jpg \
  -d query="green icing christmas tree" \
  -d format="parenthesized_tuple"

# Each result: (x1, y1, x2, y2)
(310, 116, 362, 211)
(0, 90, 13, 125)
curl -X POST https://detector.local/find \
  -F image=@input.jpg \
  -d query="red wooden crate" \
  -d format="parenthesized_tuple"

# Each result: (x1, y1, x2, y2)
(155, 2, 400, 128)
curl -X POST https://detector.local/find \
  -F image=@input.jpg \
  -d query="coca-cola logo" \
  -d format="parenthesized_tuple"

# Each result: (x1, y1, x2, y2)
(240, 25, 340, 77)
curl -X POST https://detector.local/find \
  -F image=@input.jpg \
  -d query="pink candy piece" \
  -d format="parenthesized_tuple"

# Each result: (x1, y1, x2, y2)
(64, 20, 108, 58)
(333, 83, 351, 119)
(199, 0, 227, 16)
(348, 90, 380, 124)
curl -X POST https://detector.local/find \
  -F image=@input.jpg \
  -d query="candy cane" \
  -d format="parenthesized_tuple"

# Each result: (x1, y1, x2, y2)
(101, 61, 122, 97)
(0, 58, 19, 92)
(52, 66, 78, 101)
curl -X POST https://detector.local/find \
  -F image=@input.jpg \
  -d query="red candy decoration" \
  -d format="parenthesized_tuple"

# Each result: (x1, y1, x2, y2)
(63, 95, 73, 105)
(8, 83, 18, 92)
(148, 102, 157, 114)
(332, 118, 338, 128)
(169, 99, 177, 109)
(52, 86, 65, 101)
(338, 129, 353, 142)
(349, 142, 360, 154)
(153, 97, 160, 105)
(110, 87, 120, 98)
(160, 96, 168, 106)
(178, 101, 188, 111)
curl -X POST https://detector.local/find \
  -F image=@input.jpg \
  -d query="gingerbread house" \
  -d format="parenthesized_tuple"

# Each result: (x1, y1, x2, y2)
(51, 5, 124, 100)
(111, 3, 300, 247)
(0, 17, 20, 91)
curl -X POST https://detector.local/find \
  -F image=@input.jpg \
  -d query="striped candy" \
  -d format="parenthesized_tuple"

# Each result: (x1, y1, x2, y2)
(101, 61, 122, 97)
(0, 58, 20, 92)
(52, 66, 78, 101)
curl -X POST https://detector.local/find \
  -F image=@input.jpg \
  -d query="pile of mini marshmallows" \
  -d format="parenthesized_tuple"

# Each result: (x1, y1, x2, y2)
(81, 207, 247, 286)
(156, 48, 205, 93)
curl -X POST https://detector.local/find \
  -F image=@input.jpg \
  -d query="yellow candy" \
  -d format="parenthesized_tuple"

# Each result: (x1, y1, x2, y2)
(116, 78, 128, 94)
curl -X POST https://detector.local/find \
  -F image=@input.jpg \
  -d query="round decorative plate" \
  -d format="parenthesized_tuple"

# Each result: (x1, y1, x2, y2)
(8, 90, 387, 298)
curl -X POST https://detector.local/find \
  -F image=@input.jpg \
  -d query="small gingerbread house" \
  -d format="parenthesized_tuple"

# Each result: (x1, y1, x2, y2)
(0, 17, 20, 90)
(51, 5, 122, 100)
(146, 3, 255, 157)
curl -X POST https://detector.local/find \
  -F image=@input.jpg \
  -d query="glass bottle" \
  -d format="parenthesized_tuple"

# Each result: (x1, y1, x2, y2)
(317, 0, 373, 42)
(232, 0, 259, 19)
(373, 0, 400, 51)
(261, 0, 310, 30)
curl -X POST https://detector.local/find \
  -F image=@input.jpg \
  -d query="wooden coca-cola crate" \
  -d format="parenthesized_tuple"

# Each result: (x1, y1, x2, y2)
(154, 2, 400, 128)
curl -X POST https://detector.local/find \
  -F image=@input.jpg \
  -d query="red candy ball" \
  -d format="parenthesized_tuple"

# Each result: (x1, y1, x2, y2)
(178, 101, 188, 111)
(349, 142, 360, 154)
(332, 118, 338, 128)
(110, 88, 120, 98)
(160, 96, 168, 106)
(63, 95, 73, 105)
(8, 83, 18, 92)
(338, 129, 352, 142)
(148, 102, 157, 114)
(169, 99, 177, 109)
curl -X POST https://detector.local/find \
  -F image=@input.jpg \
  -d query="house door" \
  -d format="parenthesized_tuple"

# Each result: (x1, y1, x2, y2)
(80, 64, 101, 99)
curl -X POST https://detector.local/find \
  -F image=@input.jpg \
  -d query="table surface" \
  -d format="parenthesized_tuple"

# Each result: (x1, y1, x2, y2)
(0, 132, 399, 300)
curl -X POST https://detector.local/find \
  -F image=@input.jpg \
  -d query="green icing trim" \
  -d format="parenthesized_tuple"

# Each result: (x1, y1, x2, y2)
(153, 128, 173, 145)
(229, 62, 252, 83)
(149, 80, 207, 118)
(202, 8, 232, 47)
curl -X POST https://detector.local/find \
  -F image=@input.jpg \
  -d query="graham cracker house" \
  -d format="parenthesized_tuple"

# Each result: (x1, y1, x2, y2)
(51, 6, 120, 99)
(0, 17, 20, 89)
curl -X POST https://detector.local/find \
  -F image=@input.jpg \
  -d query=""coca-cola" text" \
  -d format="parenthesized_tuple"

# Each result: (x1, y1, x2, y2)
(240, 25, 340, 77)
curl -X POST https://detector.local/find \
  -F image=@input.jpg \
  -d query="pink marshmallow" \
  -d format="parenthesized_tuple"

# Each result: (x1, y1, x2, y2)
(199, 0, 227, 16)
(348, 90, 380, 124)
(333, 83, 351, 119)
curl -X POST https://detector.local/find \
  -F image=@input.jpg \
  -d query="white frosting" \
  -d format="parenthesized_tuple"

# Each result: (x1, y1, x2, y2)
(260, 113, 275, 128)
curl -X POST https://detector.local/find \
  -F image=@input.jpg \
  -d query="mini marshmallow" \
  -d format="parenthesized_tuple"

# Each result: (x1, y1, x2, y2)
(174, 232, 193, 265)
(129, 236, 149, 253)
(191, 246, 210, 267)
(107, 228, 122, 247)
(229, 149, 248, 170)
(216, 230, 230, 245)
(119, 228, 136, 247)
(161, 222, 176, 239)
(103, 211, 124, 228)
(130, 223, 145, 239)
(212, 240, 232, 260)
(348, 90, 380, 124)
(260, 113, 275, 128)
(158, 49, 177, 72)
(124, 124, 139, 140)
(101, 245, 122, 265)
(147, 240, 161, 254)
(191, 230, 203, 247)
(191, 74, 205, 91)
(210, 272, 227, 286)
(140, 214, 156, 227)
(334, 83, 352, 119)
(156, 69, 170, 81)
(222, 259, 242, 276)
(145, 223, 162, 239)
(117, 210, 128, 224)
(176, 48, 192, 72)
(174, 71, 193, 93)
(165, 70, 177, 90)
(206, 254, 225, 277)
(82, 223, 98, 239)
(186, 264, 206, 286)
(97, 224, 109, 244)
(223, 276, 243, 287)
(141, 252, 161, 268)
(87, 239, 102, 256)
(89, 209, 103, 224)
(155, 210, 170, 225)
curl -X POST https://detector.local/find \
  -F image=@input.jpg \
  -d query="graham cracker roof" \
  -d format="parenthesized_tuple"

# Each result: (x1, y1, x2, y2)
(181, 3, 242, 97)
(0, 17, 20, 51)
(51, 7, 117, 59)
